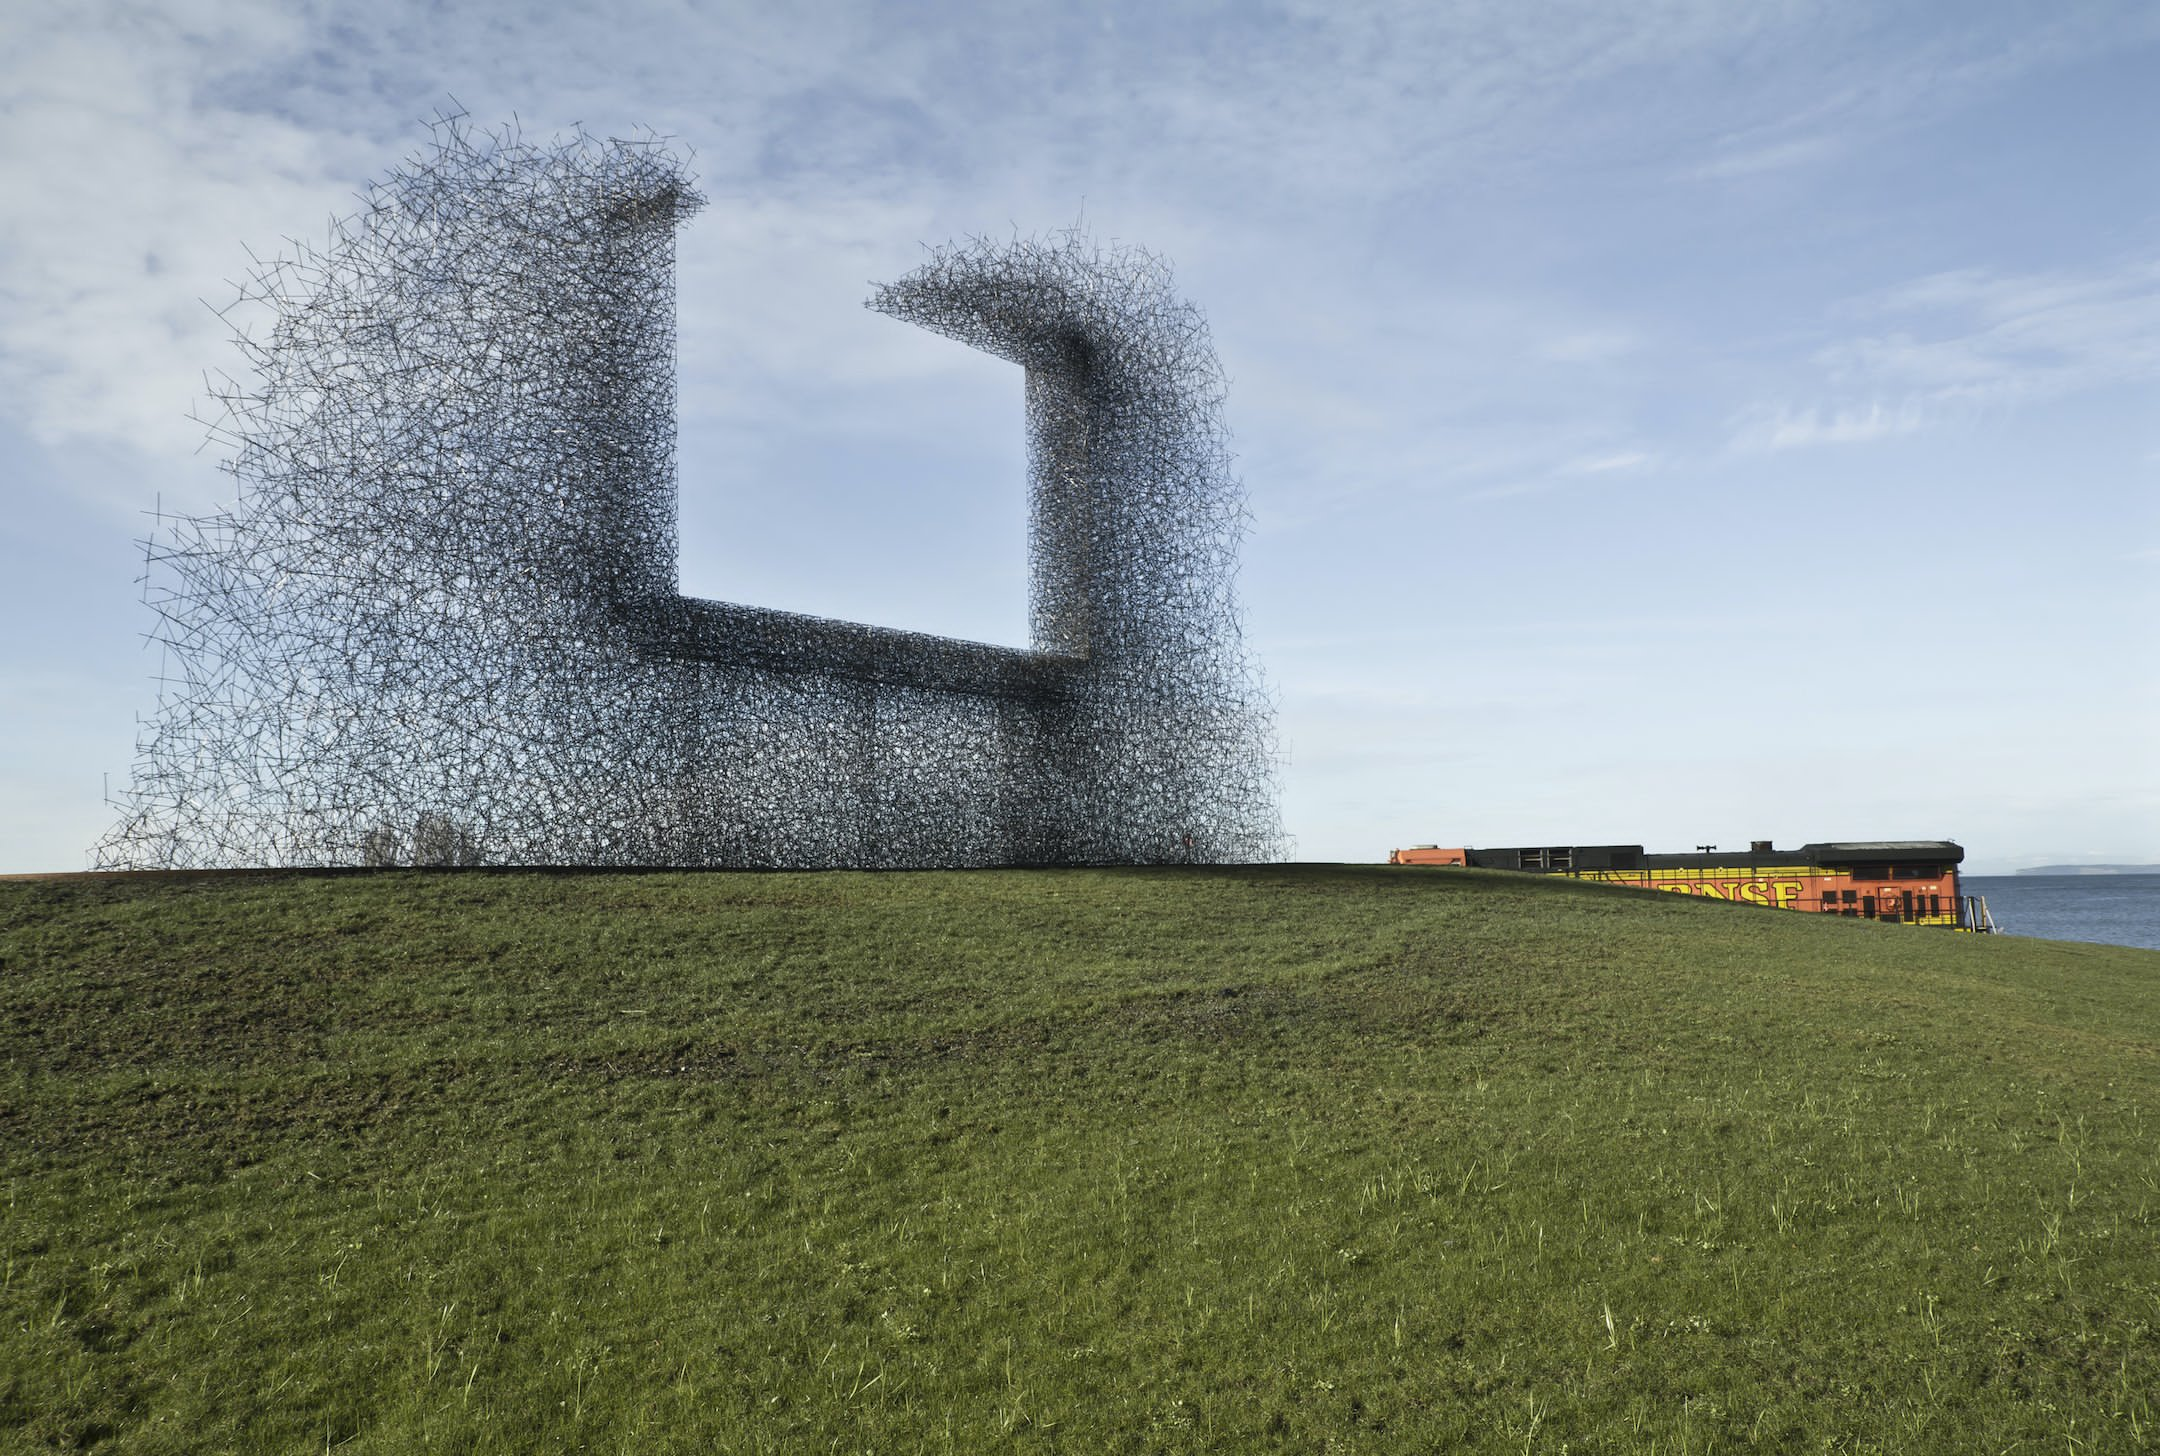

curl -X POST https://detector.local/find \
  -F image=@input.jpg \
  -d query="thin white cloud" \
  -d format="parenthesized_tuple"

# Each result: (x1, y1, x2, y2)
(1539, 330, 1642, 364)
(1738, 400, 1926, 452)
(1735, 257, 2160, 451)
(1563, 450, 1652, 475)
(1687, 135, 1840, 181)
(1832, 260, 2160, 399)
(1677, 7, 2158, 187)
(0, 2, 361, 509)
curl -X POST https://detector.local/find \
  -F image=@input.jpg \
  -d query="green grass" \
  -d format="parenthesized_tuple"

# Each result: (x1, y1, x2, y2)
(2, 864, 2157, 1453)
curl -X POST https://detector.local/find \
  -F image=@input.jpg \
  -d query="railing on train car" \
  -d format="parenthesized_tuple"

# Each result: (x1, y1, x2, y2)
(1814, 890, 1996, 931)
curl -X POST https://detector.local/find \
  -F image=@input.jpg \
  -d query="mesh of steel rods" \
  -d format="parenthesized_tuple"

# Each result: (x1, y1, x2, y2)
(96, 116, 1281, 869)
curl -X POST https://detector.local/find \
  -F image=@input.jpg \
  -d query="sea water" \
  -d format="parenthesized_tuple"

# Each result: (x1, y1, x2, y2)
(1962, 875, 2160, 953)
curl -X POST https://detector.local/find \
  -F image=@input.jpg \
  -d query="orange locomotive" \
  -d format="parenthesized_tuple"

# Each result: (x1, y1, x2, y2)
(1388, 839, 1993, 930)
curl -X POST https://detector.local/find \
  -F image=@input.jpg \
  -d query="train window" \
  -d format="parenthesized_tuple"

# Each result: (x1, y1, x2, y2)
(1841, 890, 1857, 904)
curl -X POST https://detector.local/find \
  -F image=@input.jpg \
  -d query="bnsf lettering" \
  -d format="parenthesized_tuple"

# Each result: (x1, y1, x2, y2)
(1648, 880, 1806, 902)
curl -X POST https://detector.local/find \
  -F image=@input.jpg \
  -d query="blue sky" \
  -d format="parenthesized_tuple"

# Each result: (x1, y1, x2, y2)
(2, 0, 2155, 873)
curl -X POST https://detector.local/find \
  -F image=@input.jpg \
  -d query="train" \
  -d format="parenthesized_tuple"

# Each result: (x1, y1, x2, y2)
(1388, 839, 1997, 931)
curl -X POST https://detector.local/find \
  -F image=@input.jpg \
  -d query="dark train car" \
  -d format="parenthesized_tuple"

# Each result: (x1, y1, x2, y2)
(1390, 839, 1992, 930)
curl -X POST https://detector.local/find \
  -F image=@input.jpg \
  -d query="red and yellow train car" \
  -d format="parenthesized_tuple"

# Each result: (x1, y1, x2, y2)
(1389, 839, 1993, 930)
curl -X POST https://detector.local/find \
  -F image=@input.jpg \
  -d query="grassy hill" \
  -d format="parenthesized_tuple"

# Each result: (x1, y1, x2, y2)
(3, 865, 2156, 1453)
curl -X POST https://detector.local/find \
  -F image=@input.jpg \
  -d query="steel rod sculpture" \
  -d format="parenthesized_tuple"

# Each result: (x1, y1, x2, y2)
(96, 116, 1281, 869)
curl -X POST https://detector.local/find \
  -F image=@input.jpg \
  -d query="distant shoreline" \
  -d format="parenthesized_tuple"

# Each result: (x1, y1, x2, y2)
(2009, 866, 2160, 877)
